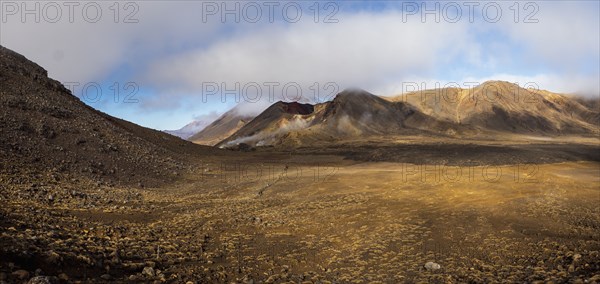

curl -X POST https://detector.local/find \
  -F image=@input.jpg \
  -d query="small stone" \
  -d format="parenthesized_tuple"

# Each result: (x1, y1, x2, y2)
(58, 273, 69, 281)
(100, 274, 111, 280)
(27, 276, 51, 284)
(12, 270, 29, 280)
(158, 274, 166, 282)
(142, 266, 155, 277)
(424, 261, 441, 272)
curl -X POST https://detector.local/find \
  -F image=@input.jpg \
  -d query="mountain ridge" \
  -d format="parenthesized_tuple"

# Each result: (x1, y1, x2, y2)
(207, 83, 598, 148)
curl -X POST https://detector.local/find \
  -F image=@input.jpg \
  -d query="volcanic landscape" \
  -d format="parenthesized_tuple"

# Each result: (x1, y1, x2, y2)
(1, 44, 599, 283)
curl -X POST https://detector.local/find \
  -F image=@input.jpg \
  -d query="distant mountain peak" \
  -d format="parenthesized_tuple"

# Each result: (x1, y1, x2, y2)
(271, 101, 315, 115)
(479, 80, 518, 87)
(164, 119, 212, 139)
(334, 88, 375, 99)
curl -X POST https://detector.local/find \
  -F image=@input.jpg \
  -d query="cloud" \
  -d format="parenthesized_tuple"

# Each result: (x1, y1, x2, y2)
(0, 1, 223, 83)
(1, 1, 598, 129)
(231, 100, 276, 117)
(193, 110, 222, 123)
(143, 10, 472, 103)
(142, 1, 600, 103)
(495, 1, 599, 71)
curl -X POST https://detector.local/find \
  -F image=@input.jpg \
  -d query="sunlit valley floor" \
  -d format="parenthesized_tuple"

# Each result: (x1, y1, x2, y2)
(2, 145, 599, 283)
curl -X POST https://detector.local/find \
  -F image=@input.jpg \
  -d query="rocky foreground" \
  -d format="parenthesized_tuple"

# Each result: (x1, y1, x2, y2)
(2, 156, 600, 283)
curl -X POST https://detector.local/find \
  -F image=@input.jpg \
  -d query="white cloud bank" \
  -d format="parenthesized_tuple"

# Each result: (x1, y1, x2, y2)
(142, 2, 599, 103)
(1, 1, 598, 129)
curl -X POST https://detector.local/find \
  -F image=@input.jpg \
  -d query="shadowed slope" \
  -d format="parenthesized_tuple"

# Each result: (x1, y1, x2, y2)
(0, 45, 217, 186)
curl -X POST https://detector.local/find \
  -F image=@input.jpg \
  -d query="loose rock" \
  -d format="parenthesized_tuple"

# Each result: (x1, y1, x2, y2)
(57, 273, 69, 281)
(142, 266, 155, 277)
(27, 276, 51, 284)
(12, 270, 30, 280)
(424, 262, 441, 272)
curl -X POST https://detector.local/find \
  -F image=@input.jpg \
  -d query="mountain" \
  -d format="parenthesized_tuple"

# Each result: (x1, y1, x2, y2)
(217, 89, 459, 147)
(391, 81, 599, 134)
(216, 84, 598, 148)
(165, 119, 212, 139)
(188, 106, 255, 146)
(0, 45, 216, 186)
(309, 89, 456, 135)
(216, 101, 318, 147)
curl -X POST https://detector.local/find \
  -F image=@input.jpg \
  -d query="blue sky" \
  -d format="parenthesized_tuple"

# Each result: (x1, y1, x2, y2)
(1, 1, 598, 130)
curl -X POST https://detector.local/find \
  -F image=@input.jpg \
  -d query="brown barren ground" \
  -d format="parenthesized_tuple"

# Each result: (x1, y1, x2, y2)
(1, 140, 599, 283)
